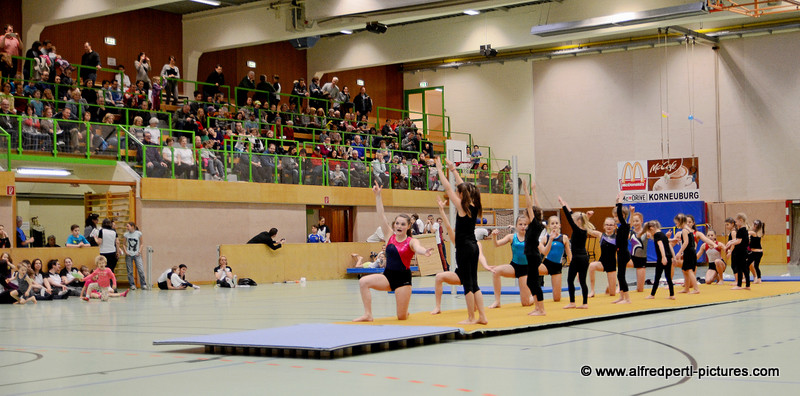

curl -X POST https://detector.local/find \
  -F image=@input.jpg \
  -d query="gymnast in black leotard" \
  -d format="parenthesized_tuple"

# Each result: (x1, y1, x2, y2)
(588, 217, 618, 299)
(745, 219, 764, 284)
(558, 196, 594, 309)
(677, 214, 717, 294)
(645, 220, 675, 299)
(613, 193, 632, 304)
(433, 157, 488, 325)
(353, 182, 434, 322)
(727, 213, 751, 290)
(523, 180, 547, 316)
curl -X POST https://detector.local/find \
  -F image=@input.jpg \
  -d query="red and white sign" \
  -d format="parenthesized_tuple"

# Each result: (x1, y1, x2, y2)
(618, 157, 700, 202)
(6, 186, 14, 196)
(324, 196, 329, 204)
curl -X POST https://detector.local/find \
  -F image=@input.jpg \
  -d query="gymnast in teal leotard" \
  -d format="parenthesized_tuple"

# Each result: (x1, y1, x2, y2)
(489, 215, 535, 309)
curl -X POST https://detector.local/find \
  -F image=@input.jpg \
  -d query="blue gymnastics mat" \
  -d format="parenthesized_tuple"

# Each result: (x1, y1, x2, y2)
(154, 323, 459, 355)
(761, 276, 800, 282)
(408, 286, 576, 295)
(347, 266, 419, 274)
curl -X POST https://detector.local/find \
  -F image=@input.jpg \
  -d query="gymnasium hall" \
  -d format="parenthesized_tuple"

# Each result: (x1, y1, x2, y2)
(1, 1, 799, 394)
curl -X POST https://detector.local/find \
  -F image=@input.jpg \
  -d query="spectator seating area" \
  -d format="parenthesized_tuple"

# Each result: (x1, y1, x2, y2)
(0, 55, 529, 194)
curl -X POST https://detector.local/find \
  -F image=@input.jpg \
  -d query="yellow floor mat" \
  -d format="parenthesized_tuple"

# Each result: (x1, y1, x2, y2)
(346, 282, 800, 334)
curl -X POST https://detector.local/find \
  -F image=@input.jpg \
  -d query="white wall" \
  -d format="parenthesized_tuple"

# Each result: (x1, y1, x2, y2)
(402, 30, 800, 207)
(403, 61, 536, 179)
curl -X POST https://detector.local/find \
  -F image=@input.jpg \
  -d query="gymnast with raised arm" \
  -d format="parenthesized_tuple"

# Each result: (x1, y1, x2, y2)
(558, 195, 594, 309)
(430, 196, 494, 316)
(353, 182, 434, 322)
(433, 156, 488, 325)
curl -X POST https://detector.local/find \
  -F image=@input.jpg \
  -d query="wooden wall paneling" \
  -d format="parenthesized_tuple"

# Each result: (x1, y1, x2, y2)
(197, 41, 307, 102)
(320, 64, 404, 116)
(39, 9, 182, 86)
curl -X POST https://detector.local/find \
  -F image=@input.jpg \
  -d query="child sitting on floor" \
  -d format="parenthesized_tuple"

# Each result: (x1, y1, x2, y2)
(81, 256, 128, 301)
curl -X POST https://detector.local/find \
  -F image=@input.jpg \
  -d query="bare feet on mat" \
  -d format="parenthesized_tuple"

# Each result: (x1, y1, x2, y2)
(458, 318, 475, 325)
(576, 304, 588, 309)
(731, 286, 742, 290)
(689, 290, 700, 294)
(353, 315, 373, 322)
(612, 297, 624, 304)
(488, 301, 501, 309)
(528, 309, 545, 316)
(475, 316, 488, 325)
(667, 296, 676, 300)
(430, 308, 441, 315)
(588, 291, 595, 298)
(645, 295, 654, 299)
(563, 303, 576, 309)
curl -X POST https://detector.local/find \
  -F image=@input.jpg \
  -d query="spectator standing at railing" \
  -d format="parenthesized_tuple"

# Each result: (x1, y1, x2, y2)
(237, 71, 255, 107)
(247, 228, 284, 249)
(23, 41, 42, 80)
(160, 56, 180, 105)
(309, 76, 324, 109)
(291, 77, 308, 110)
(271, 75, 282, 107)
(253, 74, 271, 105)
(321, 76, 339, 107)
(203, 64, 224, 99)
(336, 86, 352, 114)
(1, 25, 22, 78)
(79, 42, 101, 85)
(353, 86, 373, 120)
(150, 76, 163, 111)
(134, 52, 151, 91)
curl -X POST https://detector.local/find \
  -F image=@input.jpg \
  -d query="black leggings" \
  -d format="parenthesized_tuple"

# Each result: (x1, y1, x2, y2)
(734, 253, 750, 287)
(568, 254, 589, 304)
(525, 253, 544, 302)
(746, 251, 763, 279)
(617, 252, 630, 293)
(650, 257, 674, 297)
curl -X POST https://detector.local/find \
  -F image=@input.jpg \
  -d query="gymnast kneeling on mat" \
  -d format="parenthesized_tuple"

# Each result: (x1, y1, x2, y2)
(353, 182, 434, 322)
(698, 229, 726, 285)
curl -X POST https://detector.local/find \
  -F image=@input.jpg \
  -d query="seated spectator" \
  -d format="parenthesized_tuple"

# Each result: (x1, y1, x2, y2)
(45, 235, 60, 248)
(371, 152, 389, 187)
(213, 256, 237, 288)
(173, 136, 195, 179)
(172, 103, 198, 139)
(144, 117, 161, 144)
(108, 79, 124, 107)
(246, 227, 284, 250)
(66, 224, 91, 247)
(157, 264, 199, 290)
(200, 139, 224, 180)
(20, 104, 43, 150)
(140, 131, 168, 177)
(45, 259, 70, 298)
(279, 146, 299, 184)
(330, 163, 346, 186)
(0, 261, 36, 305)
(60, 257, 84, 292)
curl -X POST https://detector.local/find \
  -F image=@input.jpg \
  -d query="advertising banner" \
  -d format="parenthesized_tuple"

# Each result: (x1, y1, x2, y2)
(618, 157, 699, 203)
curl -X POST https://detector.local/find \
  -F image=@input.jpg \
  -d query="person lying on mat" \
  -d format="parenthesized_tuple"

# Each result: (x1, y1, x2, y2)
(353, 182, 434, 322)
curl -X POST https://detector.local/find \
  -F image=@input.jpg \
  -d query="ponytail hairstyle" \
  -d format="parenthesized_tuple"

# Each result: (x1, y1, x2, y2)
(394, 214, 413, 237)
(127, 221, 138, 230)
(753, 219, 764, 236)
(674, 213, 687, 228)
(573, 211, 595, 231)
(456, 182, 482, 219)
(645, 220, 662, 234)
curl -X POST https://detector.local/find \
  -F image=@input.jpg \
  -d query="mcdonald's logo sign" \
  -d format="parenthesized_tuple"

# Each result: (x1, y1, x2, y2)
(619, 161, 647, 191)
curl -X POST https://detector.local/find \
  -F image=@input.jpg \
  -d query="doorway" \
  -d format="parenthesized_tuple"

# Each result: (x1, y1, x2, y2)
(404, 87, 446, 150)
(306, 205, 354, 242)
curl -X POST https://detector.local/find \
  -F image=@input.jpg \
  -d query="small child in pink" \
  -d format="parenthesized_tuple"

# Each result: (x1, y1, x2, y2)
(81, 256, 128, 301)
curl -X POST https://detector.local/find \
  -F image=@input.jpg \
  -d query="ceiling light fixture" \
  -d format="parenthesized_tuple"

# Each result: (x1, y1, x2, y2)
(16, 168, 72, 177)
(190, 0, 221, 6)
(531, 2, 708, 37)
(464, 10, 480, 16)
(340, 30, 353, 35)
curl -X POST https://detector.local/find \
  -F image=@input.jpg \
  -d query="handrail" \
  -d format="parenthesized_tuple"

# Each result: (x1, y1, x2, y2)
(0, 126, 11, 171)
